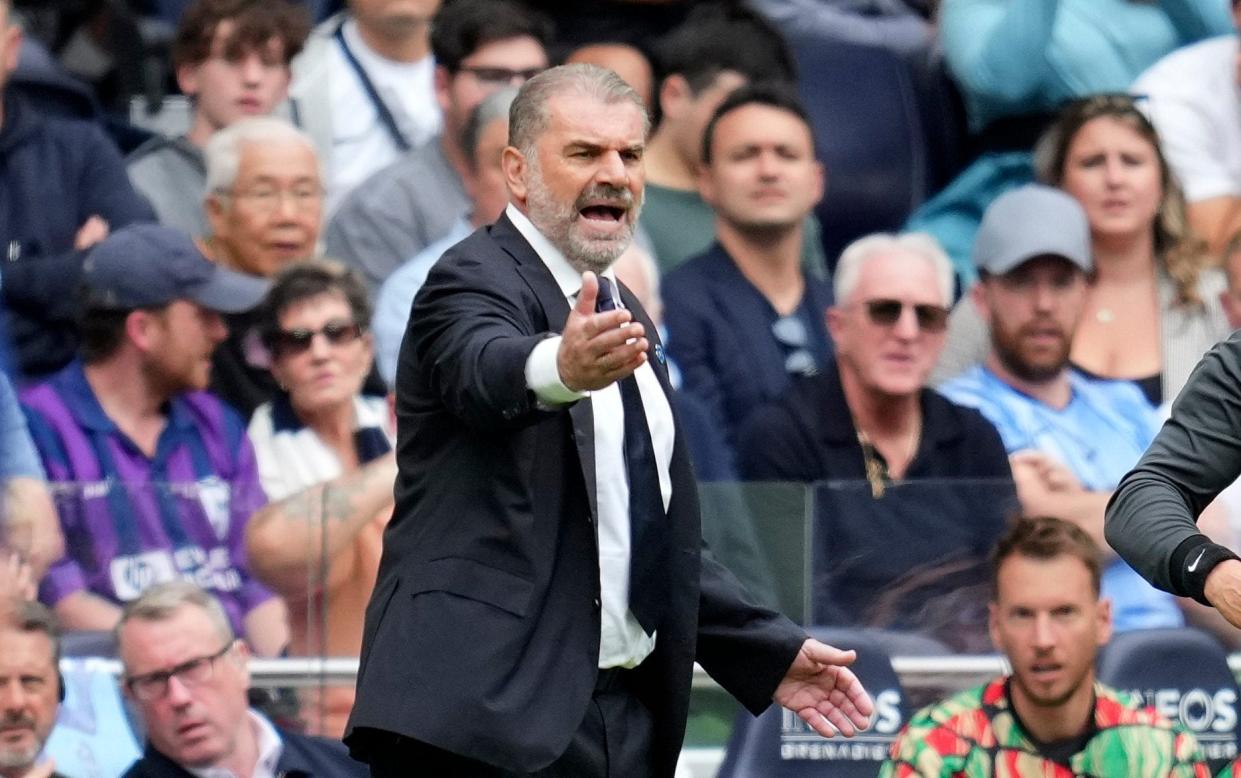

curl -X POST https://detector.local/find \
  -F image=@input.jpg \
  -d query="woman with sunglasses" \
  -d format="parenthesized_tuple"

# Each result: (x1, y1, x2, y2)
(934, 94, 1230, 410)
(243, 259, 396, 737)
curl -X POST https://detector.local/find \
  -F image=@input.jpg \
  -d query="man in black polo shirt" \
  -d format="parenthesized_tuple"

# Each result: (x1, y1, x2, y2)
(738, 231, 1013, 641)
(739, 230, 1009, 487)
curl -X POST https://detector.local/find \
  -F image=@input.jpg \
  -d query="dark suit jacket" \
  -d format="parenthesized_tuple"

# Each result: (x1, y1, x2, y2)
(344, 214, 805, 774)
(122, 726, 364, 777)
(662, 242, 834, 456)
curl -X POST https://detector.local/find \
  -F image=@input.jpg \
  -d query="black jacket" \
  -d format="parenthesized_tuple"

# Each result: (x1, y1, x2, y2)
(344, 214, 805, 775)
(122, 726, 365, 777)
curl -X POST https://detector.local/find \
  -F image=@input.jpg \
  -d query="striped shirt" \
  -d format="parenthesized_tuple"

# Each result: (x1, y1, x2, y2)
(21, 360, 272, 634)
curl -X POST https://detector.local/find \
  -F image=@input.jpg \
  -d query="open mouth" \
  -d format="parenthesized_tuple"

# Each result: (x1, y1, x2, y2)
(579, 205, 625, 223)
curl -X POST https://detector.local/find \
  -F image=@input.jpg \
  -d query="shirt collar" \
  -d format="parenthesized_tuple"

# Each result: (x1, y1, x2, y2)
(52, 360, 195, 434)
(505, 203, 617, 301)
(184, 710, 283, 778)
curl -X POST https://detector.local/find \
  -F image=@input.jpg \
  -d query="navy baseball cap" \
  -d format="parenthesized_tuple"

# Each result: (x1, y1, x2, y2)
(82, 224, 270, 313)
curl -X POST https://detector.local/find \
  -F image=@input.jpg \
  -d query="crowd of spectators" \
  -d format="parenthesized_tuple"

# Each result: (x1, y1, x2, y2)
(1, 0, 1241, 771)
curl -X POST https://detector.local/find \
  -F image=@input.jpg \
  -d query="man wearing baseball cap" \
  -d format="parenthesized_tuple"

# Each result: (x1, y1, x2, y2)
(938, 184, 1185, 633)
(17, 225, 289, 656)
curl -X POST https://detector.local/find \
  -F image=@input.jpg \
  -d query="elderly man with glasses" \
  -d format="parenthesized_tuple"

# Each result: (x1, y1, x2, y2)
(736, 229, 1012, 639)
(197, 116, 330, 416)
(117, 581, 365, 778)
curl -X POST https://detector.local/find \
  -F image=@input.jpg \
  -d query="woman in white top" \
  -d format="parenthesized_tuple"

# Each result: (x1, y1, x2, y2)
(244, 259, 396, 738)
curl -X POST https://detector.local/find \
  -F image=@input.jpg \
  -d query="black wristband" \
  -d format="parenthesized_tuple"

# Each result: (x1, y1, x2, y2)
(1176, 539, 1241, 606)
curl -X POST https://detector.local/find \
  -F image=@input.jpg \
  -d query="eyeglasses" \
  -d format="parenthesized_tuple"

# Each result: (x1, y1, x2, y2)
(126, 642, 234, 702)
(219, 185, 323, 213)
(862, 299, 950, 333)
(269, 319, 363, 357)
(457, 66, 544, 85)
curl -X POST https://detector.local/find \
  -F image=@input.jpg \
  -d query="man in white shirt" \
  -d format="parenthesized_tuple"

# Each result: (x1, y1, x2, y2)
(117, 581, 365, 778)
(346, 63, 874, 777)
(1132, 0, 1241, 256)
(288, 0, 444, 214)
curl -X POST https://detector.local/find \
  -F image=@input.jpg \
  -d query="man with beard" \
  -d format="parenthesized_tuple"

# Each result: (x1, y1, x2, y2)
(0, 600, 65, 778)
(20, 225, 287, 654)
(344, 64, 874, 776)
(881, 516, 1209, 777)
(940, 185, 1183, 633)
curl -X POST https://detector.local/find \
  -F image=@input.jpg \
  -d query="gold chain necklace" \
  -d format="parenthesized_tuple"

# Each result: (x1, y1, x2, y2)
(855, 415, 922, 499)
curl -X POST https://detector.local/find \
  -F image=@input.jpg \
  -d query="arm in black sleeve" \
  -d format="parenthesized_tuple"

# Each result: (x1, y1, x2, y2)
(1106, 333, 1241, 597)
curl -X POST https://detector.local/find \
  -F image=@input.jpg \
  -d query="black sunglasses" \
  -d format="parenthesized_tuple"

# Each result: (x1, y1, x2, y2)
(269, 320, 363, 356)
(863, 299, 950, 333)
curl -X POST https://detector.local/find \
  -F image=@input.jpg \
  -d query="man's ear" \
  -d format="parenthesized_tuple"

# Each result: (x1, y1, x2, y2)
(125, 309, 157, 353)
(205, 193, 228, 238)
(175, 62, 201, 99)
(502, 146, 528, 204)
(697, 163, 716, 206)
(970, 281, 991, 325)
(657, 74, 691, 124)
(433, 65, 452, 113)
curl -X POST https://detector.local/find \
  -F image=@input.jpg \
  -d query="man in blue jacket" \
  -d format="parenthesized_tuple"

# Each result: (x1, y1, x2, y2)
(0, 0, 154, 379)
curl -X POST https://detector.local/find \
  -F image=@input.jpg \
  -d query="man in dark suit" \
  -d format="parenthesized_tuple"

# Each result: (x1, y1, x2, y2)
(344, 63, 873, 777)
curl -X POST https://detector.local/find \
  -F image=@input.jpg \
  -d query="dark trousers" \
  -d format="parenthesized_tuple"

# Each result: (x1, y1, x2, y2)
(366, 672, 656, 778)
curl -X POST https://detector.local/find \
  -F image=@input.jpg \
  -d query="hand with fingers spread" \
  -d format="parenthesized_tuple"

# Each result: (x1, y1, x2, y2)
(557, 271, 649, 392)
(774, 639, 875, 739)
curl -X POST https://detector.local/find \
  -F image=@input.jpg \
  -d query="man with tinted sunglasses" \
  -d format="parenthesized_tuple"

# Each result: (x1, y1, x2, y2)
(939, 185, 1188, 634)
(18, 225, 289, 658)
(738, 232, 1012, 634)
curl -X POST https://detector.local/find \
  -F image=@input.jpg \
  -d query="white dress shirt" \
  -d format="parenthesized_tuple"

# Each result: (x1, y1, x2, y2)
(326, 19, 442, 214)
(511, 205, 674, 669)
(186, 710, 283, 778)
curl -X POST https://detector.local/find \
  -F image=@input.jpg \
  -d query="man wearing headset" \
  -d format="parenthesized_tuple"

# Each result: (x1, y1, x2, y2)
(0, 598, 66, 778)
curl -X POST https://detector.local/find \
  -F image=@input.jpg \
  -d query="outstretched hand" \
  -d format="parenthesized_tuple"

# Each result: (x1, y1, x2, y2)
(557, 271, 648, 392)
(773, 639, 874, 739)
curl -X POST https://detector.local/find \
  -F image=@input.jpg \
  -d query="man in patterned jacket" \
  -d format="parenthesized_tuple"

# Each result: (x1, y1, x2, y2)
(882, 516, 1208, 777)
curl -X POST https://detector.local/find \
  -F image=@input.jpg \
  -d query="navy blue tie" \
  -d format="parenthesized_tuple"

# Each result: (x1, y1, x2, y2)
(596, 277, 668, 634)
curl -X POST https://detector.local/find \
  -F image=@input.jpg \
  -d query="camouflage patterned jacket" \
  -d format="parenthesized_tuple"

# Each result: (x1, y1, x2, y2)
(881, 677, 1209, 777)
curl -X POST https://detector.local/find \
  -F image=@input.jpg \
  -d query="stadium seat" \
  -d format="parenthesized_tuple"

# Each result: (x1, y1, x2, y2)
(716, 627, 914, 777)
(1096, 628, 1240, 774)
(787, 35, 929, 269)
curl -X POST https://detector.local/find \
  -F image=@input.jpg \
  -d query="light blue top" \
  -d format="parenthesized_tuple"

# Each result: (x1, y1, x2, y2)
(0, 371, 43, 479)
(372, 219, 471, 386)
(940, 0, 1231, 133)
(940, 365, 1183, 631)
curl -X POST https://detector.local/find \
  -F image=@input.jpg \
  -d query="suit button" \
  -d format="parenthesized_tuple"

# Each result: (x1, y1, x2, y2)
(593, 598, 601, 610)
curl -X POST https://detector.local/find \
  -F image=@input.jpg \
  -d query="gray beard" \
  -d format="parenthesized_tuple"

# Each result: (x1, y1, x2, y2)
(523, 163, 641, 275)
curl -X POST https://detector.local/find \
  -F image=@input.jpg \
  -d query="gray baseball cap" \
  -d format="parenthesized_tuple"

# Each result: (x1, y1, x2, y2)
(972, 184, 1093, 276)
(82, 224, 270, 313)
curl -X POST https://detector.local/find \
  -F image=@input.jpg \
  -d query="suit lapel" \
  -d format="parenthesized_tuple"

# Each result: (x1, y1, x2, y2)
(497, 214, 601, 526)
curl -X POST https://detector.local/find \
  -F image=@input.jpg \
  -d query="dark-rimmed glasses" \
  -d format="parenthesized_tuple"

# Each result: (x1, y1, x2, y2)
(863, 299, 950, 333)
(457, 66, 544, 86)
(126, 642, 235, 702)
(269, 320, 363, 357)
